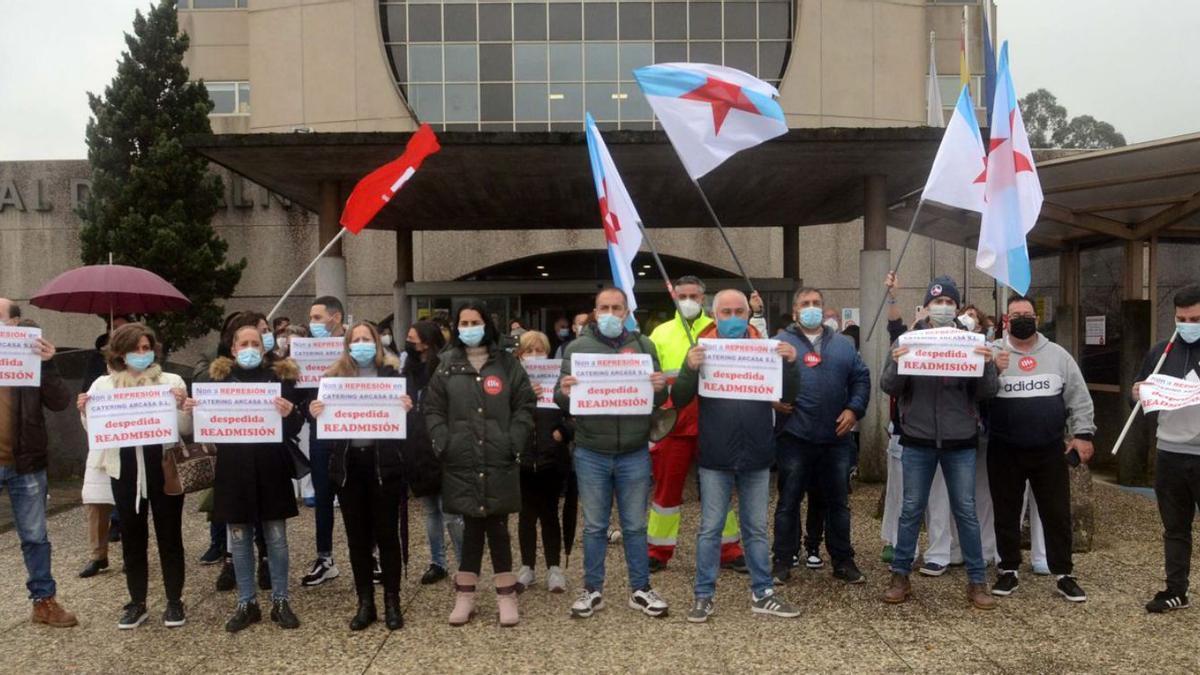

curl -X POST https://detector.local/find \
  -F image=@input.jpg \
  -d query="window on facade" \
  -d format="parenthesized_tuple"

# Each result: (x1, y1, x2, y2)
(180, 0, 247, 8)
(379, 0, 793, 131)
(204, 81, 249, 115)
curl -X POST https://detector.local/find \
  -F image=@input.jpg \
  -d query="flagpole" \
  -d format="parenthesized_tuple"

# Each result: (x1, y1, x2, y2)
(1112, 330, 1178, 455)
(634, 219, 696, 348)
(864, 199, 927, 343)
(267, 228, 348, 321)
(687, 177, 757, 297)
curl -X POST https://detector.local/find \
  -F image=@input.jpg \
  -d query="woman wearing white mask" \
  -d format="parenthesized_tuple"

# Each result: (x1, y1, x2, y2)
(426, 301, 536, 627)
(309, 321, 412, 631)
(185, 315, 306, 632)
(77, 323, 191, 630)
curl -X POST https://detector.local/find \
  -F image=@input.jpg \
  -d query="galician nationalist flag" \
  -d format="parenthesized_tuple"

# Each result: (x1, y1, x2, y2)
(585, 113, 643, 325)
(977, 41, 1043, 295)
(922, 85, 986, 212)
(633, 63, 788, 179)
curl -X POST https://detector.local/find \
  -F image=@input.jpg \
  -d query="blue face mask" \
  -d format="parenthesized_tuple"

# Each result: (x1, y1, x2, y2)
(309, 322, 331, 339)
(458, 325, 486, 347)
(1177, 322, 1200, 344)
(798, 307, 823, 330)
(596, 313, 624, 339)
(717, 316, 749, 338)
(349, 342, 377, 366)
(236, 347, 263, 370)
(261, 332, 275, 352)
(125, 352, 154, 371)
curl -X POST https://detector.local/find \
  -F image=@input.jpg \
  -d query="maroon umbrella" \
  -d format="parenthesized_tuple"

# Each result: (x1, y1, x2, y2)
(30, 264, 190, 315)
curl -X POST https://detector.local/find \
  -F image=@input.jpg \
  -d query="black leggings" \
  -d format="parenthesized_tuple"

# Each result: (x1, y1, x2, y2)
(519, 468, 564, 568)
(111, 445, 185, 605)
(337, 449, 403, 596)
(460, 514, 512, 575)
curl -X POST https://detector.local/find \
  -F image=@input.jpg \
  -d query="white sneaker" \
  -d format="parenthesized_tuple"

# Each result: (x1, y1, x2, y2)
(608, 528, 622, 545)
(300, 557, 339, 587)
(571, 589, 604, 618)
(547, 566, 567, 593)
(629, 587, 669, 618)
(516, 565, 535, 590)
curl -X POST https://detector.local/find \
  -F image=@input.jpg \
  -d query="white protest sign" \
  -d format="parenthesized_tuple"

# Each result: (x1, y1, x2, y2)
(698, 338, 782, 401)
(0, 325, 41, 387)
(523, 358, 562, 409)
(570, 353, 654, 416)
(193, 382, 282, 444)
(290, 337, 345, 389)
(85, 384, 179, 451)
(897, 326, 985, 378)
(316, 377, 407, 439)
(1138, 374, 1200, 413)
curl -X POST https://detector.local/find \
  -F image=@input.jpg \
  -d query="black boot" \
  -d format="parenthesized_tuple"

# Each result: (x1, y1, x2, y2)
(384, 592, 404, 631)
(350, 593, 377, 631)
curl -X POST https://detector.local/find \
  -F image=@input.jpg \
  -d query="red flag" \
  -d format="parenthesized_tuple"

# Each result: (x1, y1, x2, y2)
(339, 124, 441, 233)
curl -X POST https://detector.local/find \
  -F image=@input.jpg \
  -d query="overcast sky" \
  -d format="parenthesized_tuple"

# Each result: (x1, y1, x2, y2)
(1, 0, 1197, 160)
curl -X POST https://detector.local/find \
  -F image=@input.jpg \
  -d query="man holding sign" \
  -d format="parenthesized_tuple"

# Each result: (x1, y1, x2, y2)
(0, 302, 77, 627)
(670, 290, 800, 622)
(880, 276, 1001, 610)
(556, 287, 669, 619)
(1134, 284, 1200, 613)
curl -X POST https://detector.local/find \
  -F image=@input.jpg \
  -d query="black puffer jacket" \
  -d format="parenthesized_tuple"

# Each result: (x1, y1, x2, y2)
(426, 344, 536, 517)
(198, 357, 305, 524)
(523, 407, 572, 472)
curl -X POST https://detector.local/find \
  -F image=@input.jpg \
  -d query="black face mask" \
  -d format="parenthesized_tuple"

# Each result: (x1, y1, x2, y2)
(1009, 317, 1037, 340)
(405, 342, 421, 357)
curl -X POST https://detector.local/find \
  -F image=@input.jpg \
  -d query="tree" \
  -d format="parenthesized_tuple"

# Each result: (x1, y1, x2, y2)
(1052, 115, 1127, 150)
(1018, 88, 1127, 150)
(1018, 89, 1067, 148)
(78, 0, 245, 355)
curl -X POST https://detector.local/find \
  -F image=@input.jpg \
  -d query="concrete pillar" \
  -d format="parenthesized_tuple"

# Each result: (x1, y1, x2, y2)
(393, 228, 414, 335)
(859, 175, 890, 483)
(316, 180, 347, 308)
(1057, 247, 1080, 358)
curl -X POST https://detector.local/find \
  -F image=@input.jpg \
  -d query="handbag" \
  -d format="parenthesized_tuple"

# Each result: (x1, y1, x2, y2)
(161, 441, 218, 496)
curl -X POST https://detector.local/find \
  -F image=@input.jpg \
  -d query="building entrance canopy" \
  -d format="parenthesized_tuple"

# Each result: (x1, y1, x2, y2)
(186, 127, 943, 231)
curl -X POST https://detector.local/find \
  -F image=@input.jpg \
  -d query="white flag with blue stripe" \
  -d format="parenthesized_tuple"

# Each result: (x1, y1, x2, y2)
(633, 63, 788, 179)
(585, 113, 643, 326)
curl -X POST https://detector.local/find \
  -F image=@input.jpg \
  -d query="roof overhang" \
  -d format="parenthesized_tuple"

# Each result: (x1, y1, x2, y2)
(886, 131, 1200, 256)
(185, 128, 943, 231)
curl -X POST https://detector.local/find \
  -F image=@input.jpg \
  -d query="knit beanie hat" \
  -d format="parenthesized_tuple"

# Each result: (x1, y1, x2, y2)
(923, 275, 961, 307)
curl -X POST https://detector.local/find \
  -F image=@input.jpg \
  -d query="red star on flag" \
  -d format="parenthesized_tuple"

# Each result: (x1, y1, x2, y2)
(680, 77, 762, 135)
(599, 181, 622, 244)
(974, 109, 1035, 184)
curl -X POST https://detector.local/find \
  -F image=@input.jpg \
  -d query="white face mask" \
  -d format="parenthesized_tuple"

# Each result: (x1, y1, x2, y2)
(928, 304, 957, 327)
(822, 318, 840, 332)
(677, 299, 702, 320)
(277, 337, 288, 350)
(381, 334, 393, 347)
(958, 313, 977, 332)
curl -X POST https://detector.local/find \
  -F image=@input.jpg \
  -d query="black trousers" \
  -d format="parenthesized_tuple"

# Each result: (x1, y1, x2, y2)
(111, 445, 186, 605)
(519, 467, 564, 568)
(988, 439, 1073, 575)
(460, 514, 513, 575)
(336, 449, 402, 596)
(1155, 449, 1200, 595)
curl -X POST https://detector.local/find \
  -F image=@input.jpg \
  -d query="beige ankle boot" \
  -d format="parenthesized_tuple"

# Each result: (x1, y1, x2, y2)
(449, 572, 478, 626)
(495, 572, 520, 627)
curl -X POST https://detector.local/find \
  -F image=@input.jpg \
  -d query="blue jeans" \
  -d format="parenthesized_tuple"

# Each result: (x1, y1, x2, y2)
(892, 444, 986, 583)
(420, 494, 464, 570)
(309, 434, 335, 558)
(696, 468, 772, 599)
(574, 446, 651, 593)
(228, 520, 289, 603)
(772, 434, 855, 566)
(0, 468, 54, 600)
